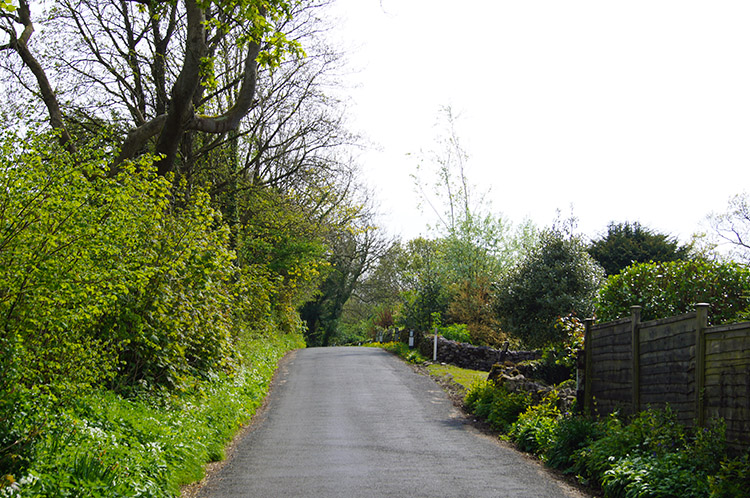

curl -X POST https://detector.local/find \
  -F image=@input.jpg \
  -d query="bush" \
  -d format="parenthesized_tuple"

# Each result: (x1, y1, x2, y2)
(0, 130, 171, 397)
(572, 408, 726, 495)
(521, 314, 584, 385)
(494, 229, 604, 348)
(602, 453, 711, 498)
(438, 323, 472, 343)
(465, 381, 530, 433)
(366, 341, 427, 364)
(709, 454, 750, 498)
(545, 416, 604, 473)
(465, 375, 748, 496)
(510, 391, 561, 455)
(596, 259, 750, 323)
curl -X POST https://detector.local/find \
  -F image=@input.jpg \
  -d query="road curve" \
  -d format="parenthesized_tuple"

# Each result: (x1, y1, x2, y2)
(195, 347, 588, 498)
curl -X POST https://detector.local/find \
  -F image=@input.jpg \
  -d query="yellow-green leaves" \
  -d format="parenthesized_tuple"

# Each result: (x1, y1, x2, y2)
(0, 0, 15, 13)
(0, 129, 171, 395)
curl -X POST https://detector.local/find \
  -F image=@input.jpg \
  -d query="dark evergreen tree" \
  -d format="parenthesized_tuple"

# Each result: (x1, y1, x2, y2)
(588, 221, 691, 276)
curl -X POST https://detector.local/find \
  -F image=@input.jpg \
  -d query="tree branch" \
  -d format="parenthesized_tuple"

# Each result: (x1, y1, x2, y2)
(154, 0, 206, 175)
(189, 40, 260, 134)
(11, 0, 74, 152)
(116, 113, 168, 164)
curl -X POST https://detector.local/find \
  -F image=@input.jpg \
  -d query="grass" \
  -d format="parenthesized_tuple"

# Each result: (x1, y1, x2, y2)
(3, 332, 305, 497)
(426, 364, 488, 390)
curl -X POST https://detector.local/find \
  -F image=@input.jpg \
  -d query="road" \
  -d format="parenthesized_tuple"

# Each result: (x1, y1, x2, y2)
(193, 347, 589, 497)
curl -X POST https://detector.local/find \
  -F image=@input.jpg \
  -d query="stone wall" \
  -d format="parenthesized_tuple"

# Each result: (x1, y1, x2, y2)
(417, 335, 540, 372)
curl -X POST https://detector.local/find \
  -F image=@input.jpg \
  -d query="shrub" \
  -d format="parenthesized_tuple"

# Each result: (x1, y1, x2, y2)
(366, 341, 427, 364)
(438, 323, 472, 344)
(494, 229, 604, 348)
(446, 277, 506, 347)
(596, 259, 750, 323)
(510, 391, 561, 455)
(522, 314, 584, 385)
(0, 130, 171, 397)
(545, 416, 604, 473)
(573, 407, 726, 494)
(709, 454, 750, 498)
(465, 381, 530, 433)
(602, 453, 711, 498)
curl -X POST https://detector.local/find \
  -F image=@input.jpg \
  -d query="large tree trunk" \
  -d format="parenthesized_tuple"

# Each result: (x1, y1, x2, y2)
(6, 0, 74, 152)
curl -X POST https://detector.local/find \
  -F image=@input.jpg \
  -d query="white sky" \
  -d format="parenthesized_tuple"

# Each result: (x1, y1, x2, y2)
(325, 0, 750, 244)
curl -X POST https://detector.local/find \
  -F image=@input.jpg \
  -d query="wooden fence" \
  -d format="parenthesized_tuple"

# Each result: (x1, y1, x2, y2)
(582, 304, 750, 447)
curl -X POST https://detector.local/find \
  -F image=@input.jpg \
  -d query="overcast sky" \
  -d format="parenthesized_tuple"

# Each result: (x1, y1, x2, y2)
(325, 0, 750, 244)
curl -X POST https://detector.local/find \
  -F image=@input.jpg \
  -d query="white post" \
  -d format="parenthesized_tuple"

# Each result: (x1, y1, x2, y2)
(433, 328, 438, 362)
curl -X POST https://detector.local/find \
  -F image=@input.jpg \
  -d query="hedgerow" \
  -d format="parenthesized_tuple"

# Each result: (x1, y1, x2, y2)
(596, 259, 750, 323)
(0, 128, 313, 494)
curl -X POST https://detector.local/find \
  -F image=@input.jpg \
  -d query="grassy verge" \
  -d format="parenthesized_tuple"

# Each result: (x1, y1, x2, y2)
(362, 341, 427, 364)
(426, 364, 487, 391)
(3, 333, 304, 497)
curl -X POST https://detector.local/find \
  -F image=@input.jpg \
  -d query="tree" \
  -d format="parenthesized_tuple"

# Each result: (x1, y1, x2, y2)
(0, 0, 304, 174)
(708, 192, 750, 265)
(395, 238, 450, 333)
(494, 229, 605, 348)
(300, 222, 391, 347)
(409, 107, 538, 343)
(588, 221, 691, 276)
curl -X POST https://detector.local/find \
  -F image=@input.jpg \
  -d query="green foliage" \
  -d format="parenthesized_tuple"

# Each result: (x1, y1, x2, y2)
(595, 259, 750, 323)
(510, 391, 562, 454)
(235, 187, 330, 324)
(709, 454, 750, 498)
(495, 229, 604, 348)
(602, 453, 711, 498)
(396, 238, 450, 332)
(523, 314, 585, 385)
(3, 333, 303, 496)
(464, 381, 746, 498)
(0, 128, 319, 490)
(365, 341, 427, 364)
(105, 186, 243, 390)
(437, 323, 472, 343)
(446, 276, 506, 347)
(545, 416, 604, 473)
(465, 381, 531, 433)
(0, 0, 15, 12)
(0, 129, 169, 396)
(589, 221, 692, 276)
(573, 408, 726, 496)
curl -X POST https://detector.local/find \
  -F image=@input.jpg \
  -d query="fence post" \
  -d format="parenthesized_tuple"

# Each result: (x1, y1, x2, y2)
(695, 303, 709, 426)
(584, 318, 594, 416)
(631, 306, 642, 414)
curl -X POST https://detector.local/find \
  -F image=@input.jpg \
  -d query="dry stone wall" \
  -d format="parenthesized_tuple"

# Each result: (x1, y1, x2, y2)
(417, 335, 540, 372)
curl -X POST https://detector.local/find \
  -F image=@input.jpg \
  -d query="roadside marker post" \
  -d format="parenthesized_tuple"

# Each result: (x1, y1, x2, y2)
(433, 328, 438, 362)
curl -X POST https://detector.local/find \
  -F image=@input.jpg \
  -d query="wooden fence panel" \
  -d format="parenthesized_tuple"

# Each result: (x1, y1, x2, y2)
(704, 323, 750, 446)
(583, 305, 750, 447)
(638, 314, 697, 425)
(588, 319, 633, 416)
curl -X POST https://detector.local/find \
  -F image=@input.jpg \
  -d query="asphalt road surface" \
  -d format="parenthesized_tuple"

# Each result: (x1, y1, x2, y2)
(194, 347, 589, 498)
